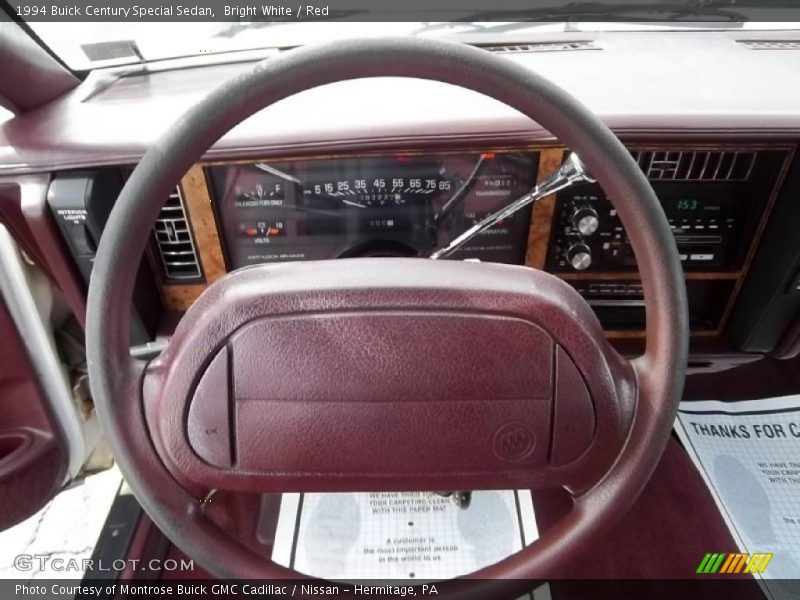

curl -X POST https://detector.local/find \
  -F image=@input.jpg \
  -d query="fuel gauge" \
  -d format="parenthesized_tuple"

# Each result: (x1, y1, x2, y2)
(236, 182, 286, 208)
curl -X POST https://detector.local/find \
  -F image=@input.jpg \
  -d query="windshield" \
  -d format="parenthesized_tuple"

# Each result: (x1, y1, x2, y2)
(27, 20, 800, 71)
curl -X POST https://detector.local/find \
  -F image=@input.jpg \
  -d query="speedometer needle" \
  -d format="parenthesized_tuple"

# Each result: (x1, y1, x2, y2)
(342, 199, 367, 209)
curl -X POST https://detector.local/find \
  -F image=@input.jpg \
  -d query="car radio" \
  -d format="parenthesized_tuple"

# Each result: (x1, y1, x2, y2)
(546, 184, 760, 272)
(546, 149, 789, 273)
(549, 192, 742, 271)
(545, 147, 791, 332)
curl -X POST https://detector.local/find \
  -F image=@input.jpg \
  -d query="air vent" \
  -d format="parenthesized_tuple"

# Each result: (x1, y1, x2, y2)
(153, 188, 203, 281)
(737, 40, 800, 50)
(484, 41, 598, 53)
(631, 150, 757, 182)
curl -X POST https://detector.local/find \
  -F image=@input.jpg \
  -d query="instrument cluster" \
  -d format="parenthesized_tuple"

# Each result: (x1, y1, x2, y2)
(206, 152, 539, 269)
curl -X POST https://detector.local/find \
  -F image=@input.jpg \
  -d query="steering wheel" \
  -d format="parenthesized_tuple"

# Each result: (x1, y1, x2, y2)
(86, 38, 688, 591)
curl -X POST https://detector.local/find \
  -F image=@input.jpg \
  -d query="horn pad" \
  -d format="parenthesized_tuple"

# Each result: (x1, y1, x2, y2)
(147, 259, 631, 493)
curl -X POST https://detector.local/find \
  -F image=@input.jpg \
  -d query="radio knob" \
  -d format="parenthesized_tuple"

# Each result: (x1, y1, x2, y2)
(566, 243, 592, 271)
(572, 206, 599, 236)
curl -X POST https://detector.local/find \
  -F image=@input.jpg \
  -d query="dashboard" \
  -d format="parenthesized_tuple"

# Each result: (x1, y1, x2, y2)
(40, 143, 795, 344)
(4, 30, 800, 359)
(41, 142, 796, 346)
(113, 144, 782, 340)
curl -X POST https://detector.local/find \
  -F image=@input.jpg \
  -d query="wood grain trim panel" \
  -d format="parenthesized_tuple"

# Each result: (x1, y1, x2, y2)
(525, 147, 564, 269)
(159, 283, 207, 312)
(604, 329, 719, 340)
(182, 166, 226, 282)
(160, 166, 226, 312)
(558, 271, 742, 281)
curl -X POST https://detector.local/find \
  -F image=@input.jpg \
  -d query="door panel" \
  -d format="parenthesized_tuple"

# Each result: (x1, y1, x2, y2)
(0, 297, 67, 529)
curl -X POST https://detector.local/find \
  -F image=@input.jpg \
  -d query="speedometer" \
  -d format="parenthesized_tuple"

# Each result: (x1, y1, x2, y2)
(305, 175, 451, 208)
(302, 160, 453, 210)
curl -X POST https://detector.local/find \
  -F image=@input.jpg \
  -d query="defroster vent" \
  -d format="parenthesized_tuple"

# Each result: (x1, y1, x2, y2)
(737, 40, 800, 50)
(484, 41, 598, 53)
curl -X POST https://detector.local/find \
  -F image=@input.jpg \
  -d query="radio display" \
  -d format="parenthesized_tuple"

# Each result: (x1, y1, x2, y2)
(207, 152, 538, 269)
(676, 199, 700, 212)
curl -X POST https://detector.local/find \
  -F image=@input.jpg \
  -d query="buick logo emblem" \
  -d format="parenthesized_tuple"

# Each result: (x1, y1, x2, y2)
(493, 423, 535, 461)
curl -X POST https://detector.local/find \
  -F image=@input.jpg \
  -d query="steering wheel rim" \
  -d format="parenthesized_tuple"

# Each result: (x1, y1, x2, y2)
(86, 37, 688, 588)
